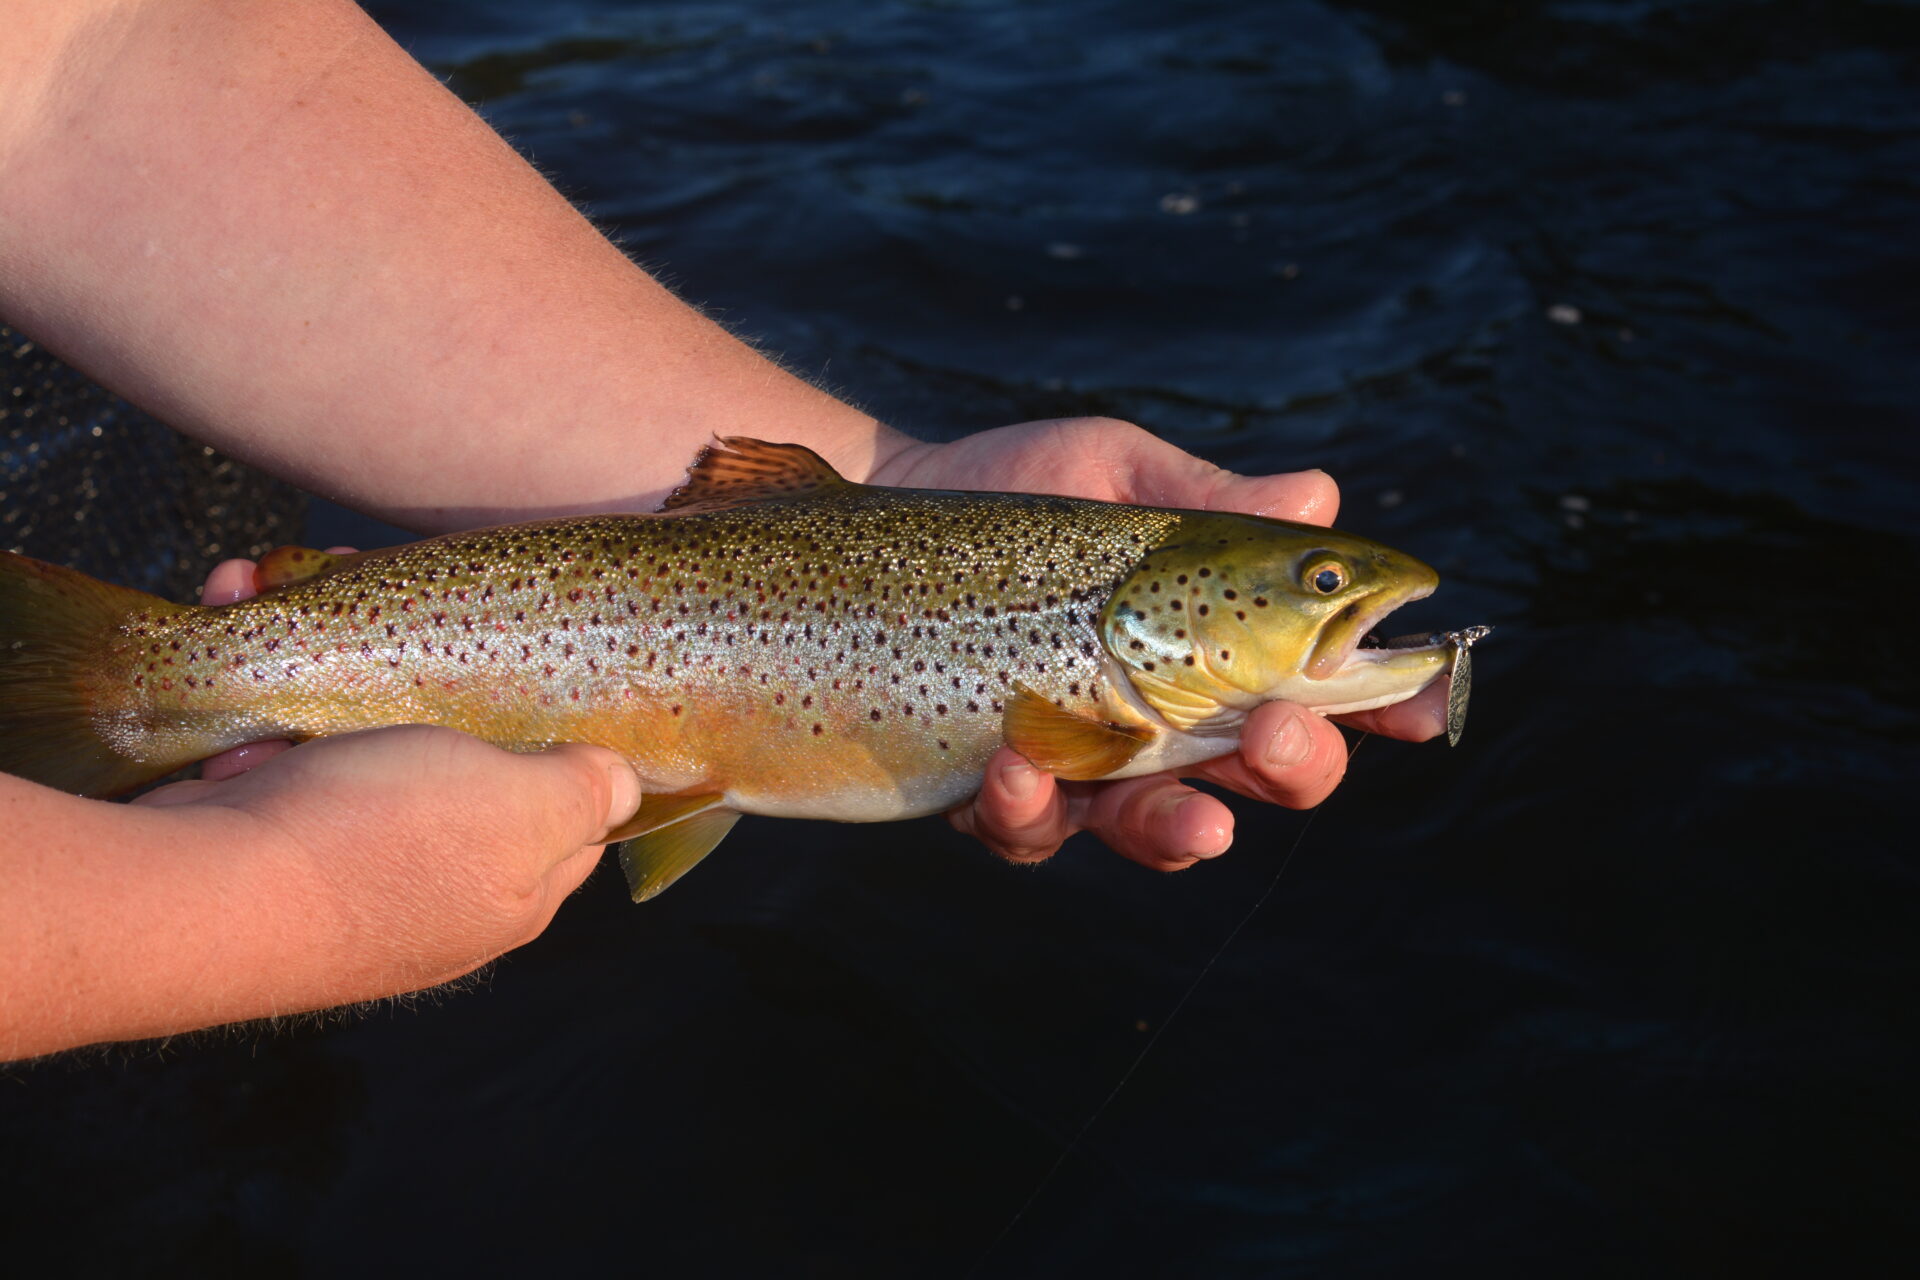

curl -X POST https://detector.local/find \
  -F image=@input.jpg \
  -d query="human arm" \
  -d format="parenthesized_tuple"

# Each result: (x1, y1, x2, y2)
(0, 0, 893, 530)
(1, 0, 1439, 882)
(0, 728, 640, 1062)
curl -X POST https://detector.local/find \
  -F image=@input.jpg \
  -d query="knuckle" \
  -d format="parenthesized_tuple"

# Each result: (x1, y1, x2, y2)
(995, 838, 1059, 864)
(547, 746, 613, 838)
(1061, 414, 1143, 437)
(1282, 744, 1346, 807)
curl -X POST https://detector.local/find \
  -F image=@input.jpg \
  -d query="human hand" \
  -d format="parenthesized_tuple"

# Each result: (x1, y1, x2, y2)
(868, 417, 1448, 871)
(143, 550, 643, 1014)
(131, 726, 640, 1015)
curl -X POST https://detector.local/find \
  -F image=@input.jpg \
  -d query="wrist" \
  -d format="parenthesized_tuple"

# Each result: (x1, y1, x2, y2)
(0, 794, 297, 1059)
(860, 427, 936, 488)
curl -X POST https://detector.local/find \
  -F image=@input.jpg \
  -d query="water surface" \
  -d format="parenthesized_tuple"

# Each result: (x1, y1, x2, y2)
(5, 2, 1917, 1274)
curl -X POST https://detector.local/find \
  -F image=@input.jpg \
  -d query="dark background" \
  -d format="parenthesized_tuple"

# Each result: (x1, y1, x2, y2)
(5, 1, 1918, 1275)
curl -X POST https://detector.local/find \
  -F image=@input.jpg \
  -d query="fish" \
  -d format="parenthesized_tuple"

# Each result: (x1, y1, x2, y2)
(0, 438, 1480, 900)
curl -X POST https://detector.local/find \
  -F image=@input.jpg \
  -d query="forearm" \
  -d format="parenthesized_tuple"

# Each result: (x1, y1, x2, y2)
(0, 0, 899, 532)
(0, 777, 324, 1059)
(0, 726, 632, 1060)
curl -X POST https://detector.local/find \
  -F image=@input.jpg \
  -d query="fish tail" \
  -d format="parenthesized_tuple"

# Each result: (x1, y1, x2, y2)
(0, 550, 193, 796)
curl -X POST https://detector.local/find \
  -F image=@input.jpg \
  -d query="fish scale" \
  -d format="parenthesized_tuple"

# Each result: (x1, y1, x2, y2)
(90, 489, 1180, 820)
(1, 438, 1472, 900)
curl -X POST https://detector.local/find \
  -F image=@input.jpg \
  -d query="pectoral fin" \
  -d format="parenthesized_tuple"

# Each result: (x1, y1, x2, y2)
(1003, 686, 1156, 781)
(611, 793, 739, 902)
(254, 545, 350, 590)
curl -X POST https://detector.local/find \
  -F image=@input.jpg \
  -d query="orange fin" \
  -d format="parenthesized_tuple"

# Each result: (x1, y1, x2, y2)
(659, 437, 847, 512)
(613, 794, 738, 902)
(603, 791, 726, 844)
(254, 545, 348, 590)
(1002, 686, 1155, 781)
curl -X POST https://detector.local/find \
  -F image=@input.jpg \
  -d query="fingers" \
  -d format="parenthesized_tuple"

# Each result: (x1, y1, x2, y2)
(201, 739, 295, 781)
(201, 728, 642, 976)
(389, 737, 635, 946)
(196, 545, 357, 607)
(954, 748, 1234, 872)
(1197, 465, 1340, 527)
(130, 777, 221, 807)
(1333, 679, 1449, 742)
(1062, 417, 1341, 525)
(897, 417, 1344, 526)
(1191, 701, 1349, 810)
(1071, 775, 1234, 871)
(199, 557, 258, 605)
(527, 742, 644, 850)
(131, 728, 644, 1016)
(957, 704, 1347, 873)
(949, 750, 1071, 863)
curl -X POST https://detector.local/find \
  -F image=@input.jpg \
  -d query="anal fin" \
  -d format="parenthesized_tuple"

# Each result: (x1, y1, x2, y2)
(1003, 686, 1155, 781)
(611, 793, 738, 902)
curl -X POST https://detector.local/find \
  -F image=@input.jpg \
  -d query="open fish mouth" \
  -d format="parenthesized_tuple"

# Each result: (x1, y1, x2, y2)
(1356, 623, 1495, 654)
(1304, 581, 1434, 682)
(1294, 582, 1493, 730)
(1351, 623, 1494, 746)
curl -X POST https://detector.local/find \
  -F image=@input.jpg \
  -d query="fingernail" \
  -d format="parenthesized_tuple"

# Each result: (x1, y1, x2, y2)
(604, 761, 643, 827)
(1001, 758, 1041, 802)
(1265, 708, 1312, 768)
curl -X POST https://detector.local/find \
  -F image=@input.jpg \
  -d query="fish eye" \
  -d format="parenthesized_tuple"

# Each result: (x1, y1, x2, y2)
(1306, 562, 1347, 594)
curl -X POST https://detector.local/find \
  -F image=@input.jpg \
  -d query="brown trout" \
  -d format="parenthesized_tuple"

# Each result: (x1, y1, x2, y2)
(0, 439, 1475, 899)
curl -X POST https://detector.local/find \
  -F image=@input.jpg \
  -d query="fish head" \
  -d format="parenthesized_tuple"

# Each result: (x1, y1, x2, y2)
(1098, 515, 1448, 731)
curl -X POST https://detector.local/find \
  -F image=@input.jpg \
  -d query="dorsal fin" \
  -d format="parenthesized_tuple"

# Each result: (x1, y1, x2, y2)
(659, 437, 848, 512)
(1003, 685, 1156, 781)
(253, 545, 351, 591)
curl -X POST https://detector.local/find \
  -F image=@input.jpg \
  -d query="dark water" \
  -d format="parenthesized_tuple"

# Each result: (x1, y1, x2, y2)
(6, 1, 1918, 1274)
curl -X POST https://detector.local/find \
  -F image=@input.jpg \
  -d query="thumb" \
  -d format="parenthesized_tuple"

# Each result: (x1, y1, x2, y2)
(512, 742, 645, 857)
(452, 742, 641, 939)
(1105, 425, 1341, 525)
(1198, 466, 1340, 526)
(258, 727, 645, 877)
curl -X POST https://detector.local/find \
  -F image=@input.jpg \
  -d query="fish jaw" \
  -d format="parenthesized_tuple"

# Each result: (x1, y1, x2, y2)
(1266, 632, 1452, 716)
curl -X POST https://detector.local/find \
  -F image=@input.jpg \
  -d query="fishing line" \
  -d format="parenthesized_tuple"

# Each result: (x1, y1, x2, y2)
(968, 732, 1371, 1276)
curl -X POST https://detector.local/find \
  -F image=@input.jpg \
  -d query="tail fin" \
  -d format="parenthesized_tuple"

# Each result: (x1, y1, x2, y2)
(0, 550, 188, 797)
